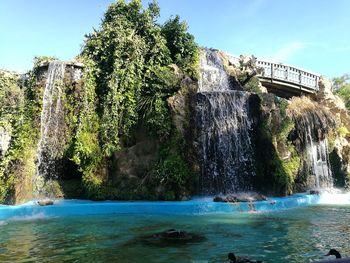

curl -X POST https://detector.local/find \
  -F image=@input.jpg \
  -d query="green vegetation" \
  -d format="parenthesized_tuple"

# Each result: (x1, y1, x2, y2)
(333, 74, 350, 110)
(276, 99, 300, 190)
(0, 0, 199, 203)
(0, 71, 25, 202)
(146, 131, 195, 200)
(337, 126, 349, 137)
(161, 15, 200, 78)
(0, 67, 41, 203)
(5, 0, 345, 202)
(253, 95, 300, 195)
(69, 0, 199, 199)
(237, 55, 264, 93)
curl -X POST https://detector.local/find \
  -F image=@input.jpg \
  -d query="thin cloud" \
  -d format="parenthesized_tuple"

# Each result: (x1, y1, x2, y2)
(266, 42, 307, 62)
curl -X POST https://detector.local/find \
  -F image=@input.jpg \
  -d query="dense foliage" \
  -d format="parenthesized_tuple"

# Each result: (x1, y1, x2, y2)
(69, 0, 199, 199)
(161, 15, 199, 78)
(0, 68, 40, 203)
(334, 74, 350, 110)
(0, 0, 199, 203)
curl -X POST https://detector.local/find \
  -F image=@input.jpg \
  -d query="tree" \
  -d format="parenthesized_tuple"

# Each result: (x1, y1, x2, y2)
(74, 0, 199, 199)
(82, 0, 172, 155)
(333, 74, 350, 110)
(161, 15, 199, 78)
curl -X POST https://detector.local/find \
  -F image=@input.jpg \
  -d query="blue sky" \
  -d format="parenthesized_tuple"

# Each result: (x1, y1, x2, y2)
(0, 0, 349, 77)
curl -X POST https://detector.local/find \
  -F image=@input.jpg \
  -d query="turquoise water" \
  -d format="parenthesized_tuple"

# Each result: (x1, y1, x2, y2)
(0, 194, 322, 219)
(0, 204, 349, 262)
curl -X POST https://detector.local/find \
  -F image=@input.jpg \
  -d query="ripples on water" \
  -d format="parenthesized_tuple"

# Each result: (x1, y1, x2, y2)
(0, 205, 349, 262)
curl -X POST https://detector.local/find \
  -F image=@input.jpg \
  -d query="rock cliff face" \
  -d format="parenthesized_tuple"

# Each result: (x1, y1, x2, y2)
(287, 97, 336, 190)
(79, 51, 350, 196)
(316, 77, 350, 187)
(191, 48, 350, 195)
(2, 49, 350, 204)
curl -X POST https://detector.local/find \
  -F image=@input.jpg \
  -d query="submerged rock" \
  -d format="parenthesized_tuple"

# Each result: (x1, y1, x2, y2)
(213, 193, 267, 203)
(37, 199, 54, 206)
(228, 252, 263, 263)
(309, 190, 321, 195)
(139, 229, 206, 246)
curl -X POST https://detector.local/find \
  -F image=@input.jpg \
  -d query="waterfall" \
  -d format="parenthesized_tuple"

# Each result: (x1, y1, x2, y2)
(198, 49, 232, 92)
(305, 127, 333, 189)
(291, 107, 334, 190)
(34, 61, 66, 198)
(197, 49, 255, 195)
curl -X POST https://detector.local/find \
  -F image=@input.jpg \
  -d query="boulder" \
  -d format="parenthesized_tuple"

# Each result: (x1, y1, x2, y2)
(113, 138, 159, 182)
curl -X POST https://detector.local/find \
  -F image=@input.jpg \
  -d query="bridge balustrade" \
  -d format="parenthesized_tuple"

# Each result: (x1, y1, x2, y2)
(225, 53, 320, 93)
(256, 60, 319, 91)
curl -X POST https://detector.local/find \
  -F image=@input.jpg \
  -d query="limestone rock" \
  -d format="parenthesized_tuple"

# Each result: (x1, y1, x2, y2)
(317, 76, 348, 124)
(167, 88, 187, 135)
(316, 76, 350, 180)
(167, 76, 197, 136)
(168, 63, 182, 77)
(217, 51, 266, 93)
(113, 139, 158, 181)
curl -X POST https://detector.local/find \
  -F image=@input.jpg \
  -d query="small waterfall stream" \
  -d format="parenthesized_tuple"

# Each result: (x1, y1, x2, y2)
(305, 129, 333, 189)
(198, 49, 231, 92)
(197, 49, 255, 195)
(34, 61, 66, 198)
(292, 109, 334, 190)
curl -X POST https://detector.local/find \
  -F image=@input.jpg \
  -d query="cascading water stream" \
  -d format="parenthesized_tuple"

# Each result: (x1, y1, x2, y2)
(305, 125, 333, 189)
(198, 49, 231, 91)
(34, 61, 66, 199)
(196, 91, 255, 194)
(197, 49, 255, 195)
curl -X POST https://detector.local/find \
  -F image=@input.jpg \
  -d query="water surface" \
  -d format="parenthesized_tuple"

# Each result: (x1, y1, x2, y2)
(0, 204, 349, 262)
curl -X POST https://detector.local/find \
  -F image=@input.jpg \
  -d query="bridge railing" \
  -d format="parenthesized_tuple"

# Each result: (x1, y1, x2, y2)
(256, 60, 320, 91)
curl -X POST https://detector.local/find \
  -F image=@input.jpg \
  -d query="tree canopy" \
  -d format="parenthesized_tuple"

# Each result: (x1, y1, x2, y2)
(333, 74, 350, 110)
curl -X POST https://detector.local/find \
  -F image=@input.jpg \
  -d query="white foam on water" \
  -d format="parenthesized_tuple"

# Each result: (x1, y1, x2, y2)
(318, 193, 350, 205)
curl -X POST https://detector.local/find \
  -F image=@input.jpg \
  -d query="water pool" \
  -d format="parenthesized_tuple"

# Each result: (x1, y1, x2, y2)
(0, 202, 350, 262)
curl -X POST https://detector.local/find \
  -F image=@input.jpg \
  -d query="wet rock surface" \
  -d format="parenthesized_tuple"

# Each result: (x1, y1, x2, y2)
(213, 193, 268, 203)
(309, 190, 321, 195)
(37, 199, 54, 206)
